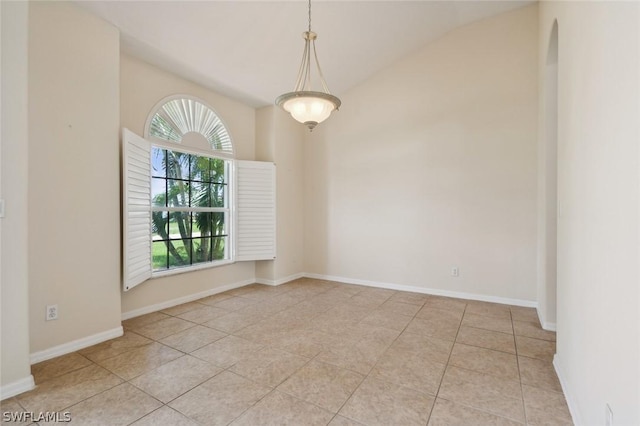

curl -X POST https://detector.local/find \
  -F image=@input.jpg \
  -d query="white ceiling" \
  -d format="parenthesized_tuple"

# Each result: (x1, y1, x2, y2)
(78, 1, 534, 108)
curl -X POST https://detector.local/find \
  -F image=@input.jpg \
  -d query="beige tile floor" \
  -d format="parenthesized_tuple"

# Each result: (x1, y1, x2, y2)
(1, 279, 572, 425)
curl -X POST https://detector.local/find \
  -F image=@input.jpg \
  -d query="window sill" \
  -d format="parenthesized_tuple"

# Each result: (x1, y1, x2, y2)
(150, 259, 235, 279)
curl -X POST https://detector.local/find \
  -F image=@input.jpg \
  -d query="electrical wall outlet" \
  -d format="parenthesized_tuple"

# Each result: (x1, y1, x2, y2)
(451, 267, 459, 277)
(605, 404, 613, 426)
(46, 304, 58, 321)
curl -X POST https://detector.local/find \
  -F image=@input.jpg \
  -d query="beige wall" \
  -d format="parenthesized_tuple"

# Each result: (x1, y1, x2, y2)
(28, 2, 122, 353)
(254, 107, 276, 282)
(305, 5, 539, 303)
(255, 107, 276, 163)
(536, 18, 558, 329)
(1, 1, 33, 396)
(120, 55, 257, 314)
(272, 109, 305, 281)
(255, 106, 305, 284)
(539, 2, 639, 424)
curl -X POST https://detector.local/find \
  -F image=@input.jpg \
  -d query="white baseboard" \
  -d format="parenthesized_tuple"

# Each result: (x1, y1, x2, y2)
(304, 273, 537, 308)
(122, 272, 537, 321)
(256, 273, 305, 286)
(542, 321, 557, 331)
(121, 278, 255, 320)
(536, 307, 557, 331)
(30, 326, 123, 365)
(553, 354, 581, 426)
(30, 279, 257, 366)
(0, 375, 35, 400)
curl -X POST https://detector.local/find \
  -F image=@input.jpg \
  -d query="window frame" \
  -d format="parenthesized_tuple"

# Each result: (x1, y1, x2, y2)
(148, 139, 236, 279)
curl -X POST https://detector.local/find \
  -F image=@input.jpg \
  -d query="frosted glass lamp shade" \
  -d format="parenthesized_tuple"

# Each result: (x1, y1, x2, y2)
(276, 91, 341, 130)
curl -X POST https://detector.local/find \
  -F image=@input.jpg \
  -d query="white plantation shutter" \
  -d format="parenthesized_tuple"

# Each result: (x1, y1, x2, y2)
(122, 129, 152, 290)
(235, 161, 276, 261)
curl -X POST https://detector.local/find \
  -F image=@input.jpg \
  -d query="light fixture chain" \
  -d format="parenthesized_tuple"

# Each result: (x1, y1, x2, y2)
(308, 0, 312, 32)
(294, 38, 310, 92)
(312, 40, 331, 94)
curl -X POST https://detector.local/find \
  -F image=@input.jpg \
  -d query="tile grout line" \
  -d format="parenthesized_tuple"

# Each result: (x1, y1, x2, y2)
(118, 301, 261, 425)
(225, 284, 376, 424)
(125, 300, 267, 425)
(179, 284, 364, 425)
(23, 354, 127, 417)
(321, 289, 406, 426)
(217, 347, 322, 423)
(327, 292, 403, 421)
(430, 303, 533, 425)
(512, 307, 530, 426)
(426, 301, 467, 425)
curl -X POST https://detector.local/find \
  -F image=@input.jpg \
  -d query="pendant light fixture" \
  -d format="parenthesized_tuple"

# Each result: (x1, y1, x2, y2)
(275, 0, 341, 131)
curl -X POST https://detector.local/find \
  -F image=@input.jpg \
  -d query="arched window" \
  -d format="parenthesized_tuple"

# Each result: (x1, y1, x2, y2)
(123, 96, 275, 291)
(142, 96, 233, 276)
(145, 96, 234, 156)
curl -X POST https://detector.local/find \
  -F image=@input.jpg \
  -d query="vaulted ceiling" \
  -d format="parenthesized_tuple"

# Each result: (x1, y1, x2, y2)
(78, 1, 534, 108)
